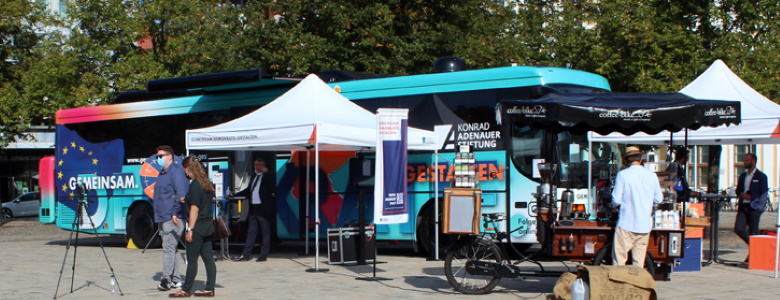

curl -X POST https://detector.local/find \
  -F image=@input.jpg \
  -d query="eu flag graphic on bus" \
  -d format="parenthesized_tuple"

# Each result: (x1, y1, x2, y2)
(374, 109, 409, 224)
(55, 125, 126, 226)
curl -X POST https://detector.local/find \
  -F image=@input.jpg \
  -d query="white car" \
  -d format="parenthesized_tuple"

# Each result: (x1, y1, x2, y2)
(2, 192, 41, 218)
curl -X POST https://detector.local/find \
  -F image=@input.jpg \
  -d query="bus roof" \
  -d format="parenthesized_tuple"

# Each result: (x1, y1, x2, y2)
(329, 65, 610, 100)
(55, 78, 298, 125)
(56, 65, 610, 125)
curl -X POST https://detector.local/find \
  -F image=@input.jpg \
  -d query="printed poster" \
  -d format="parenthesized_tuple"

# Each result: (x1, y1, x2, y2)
(374, 108, 409, 224)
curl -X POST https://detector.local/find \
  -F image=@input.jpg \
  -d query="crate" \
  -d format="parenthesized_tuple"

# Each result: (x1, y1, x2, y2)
(684, 217, 709, 238)
(673, 238, 702, 272)
(327, 227, 375, 265)
(749, 235, 780, 271)
(685, 217, 710, 226)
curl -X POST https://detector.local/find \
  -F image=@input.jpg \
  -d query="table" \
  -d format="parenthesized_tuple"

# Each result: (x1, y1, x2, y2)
(698, 194, 732, 265)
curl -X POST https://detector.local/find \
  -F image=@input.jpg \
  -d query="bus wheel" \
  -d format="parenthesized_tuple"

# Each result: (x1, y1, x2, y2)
(416, 203, 454, 257)
(591, 243, 656, 275)
(127, 204, 160, 248)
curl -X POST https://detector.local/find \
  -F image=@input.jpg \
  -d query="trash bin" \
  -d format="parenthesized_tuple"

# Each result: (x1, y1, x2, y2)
(327, 227, 375, 264)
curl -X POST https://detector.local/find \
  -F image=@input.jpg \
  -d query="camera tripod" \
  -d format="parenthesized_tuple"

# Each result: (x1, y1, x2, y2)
(54, 185, 123, 298)
(140, 226, 187, 254)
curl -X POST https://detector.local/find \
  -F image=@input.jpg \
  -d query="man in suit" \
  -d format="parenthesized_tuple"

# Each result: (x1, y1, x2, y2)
(734, 153, 768, 262)
(235, 157, 275, 262)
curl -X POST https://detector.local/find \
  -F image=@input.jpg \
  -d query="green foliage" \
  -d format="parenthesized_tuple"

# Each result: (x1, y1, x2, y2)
(3, 0, 780, 146)
(0, 0, 52, 146)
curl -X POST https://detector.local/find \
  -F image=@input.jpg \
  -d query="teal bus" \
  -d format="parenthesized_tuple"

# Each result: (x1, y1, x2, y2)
(40, 64, 611, 252)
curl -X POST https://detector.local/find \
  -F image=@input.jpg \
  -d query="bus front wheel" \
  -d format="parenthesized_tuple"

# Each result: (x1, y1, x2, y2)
(416, 202, 455, 257)
(127, 204, 160, 249)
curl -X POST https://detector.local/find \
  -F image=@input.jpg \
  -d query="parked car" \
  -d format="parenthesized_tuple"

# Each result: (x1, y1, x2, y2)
(1, 192, 41, 218)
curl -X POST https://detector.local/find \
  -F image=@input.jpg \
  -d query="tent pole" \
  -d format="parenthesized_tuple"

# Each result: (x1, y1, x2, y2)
(305, 149, 311, 255)
(775, 214, 780, 278)
(315, 142, 319, 269)
(587, 132, 594, 220)
(434, 150, 440, 261)
(306, 134, 328, 272)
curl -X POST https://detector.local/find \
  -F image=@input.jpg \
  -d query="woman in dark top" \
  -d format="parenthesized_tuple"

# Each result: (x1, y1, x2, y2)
(170, 157, 216, 298)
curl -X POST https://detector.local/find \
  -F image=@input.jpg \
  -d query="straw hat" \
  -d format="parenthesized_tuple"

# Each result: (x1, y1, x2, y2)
(623, 146, 642, 159)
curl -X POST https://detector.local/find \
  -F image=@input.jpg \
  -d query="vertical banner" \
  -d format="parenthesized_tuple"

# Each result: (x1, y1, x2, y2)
(375, 108, 409, 224)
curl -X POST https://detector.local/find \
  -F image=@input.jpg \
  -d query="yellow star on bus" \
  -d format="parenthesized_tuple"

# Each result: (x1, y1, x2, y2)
(62, 184, 68, 192)
(79, 146, 85, 152)
(71, 142, 76, 148)
(62, 147, 68, 155)
(69, 191, 75, 198)
(57, 171, 63, 179)
(92, 158, 99, 165)
(88, 151, 93, 156)
(58, 159, 64, 166)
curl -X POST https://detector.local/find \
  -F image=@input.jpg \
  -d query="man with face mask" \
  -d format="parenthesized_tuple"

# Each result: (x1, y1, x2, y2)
(153, 145, 190, 291)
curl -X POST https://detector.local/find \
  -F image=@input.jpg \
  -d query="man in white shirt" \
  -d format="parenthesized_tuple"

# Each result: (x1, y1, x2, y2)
(611, 146, 663, 267)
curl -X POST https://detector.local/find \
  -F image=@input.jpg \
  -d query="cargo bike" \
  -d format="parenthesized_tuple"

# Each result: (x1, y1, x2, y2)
(443, 93, 741, 294)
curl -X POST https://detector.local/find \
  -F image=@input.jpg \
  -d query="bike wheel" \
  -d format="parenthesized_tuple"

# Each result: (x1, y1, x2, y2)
(444, 239, 504, 295)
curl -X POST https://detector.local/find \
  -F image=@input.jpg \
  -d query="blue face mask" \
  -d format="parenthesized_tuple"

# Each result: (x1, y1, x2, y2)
(157, 157, 166, 166)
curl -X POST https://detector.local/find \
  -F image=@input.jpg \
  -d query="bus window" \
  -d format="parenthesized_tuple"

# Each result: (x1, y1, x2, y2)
(510, 124, 544, 182)
(556, 132, 589, 189)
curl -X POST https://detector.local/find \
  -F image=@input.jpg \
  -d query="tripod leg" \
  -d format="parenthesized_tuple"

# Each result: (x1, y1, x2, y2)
(53, 223, 78, 299)
(70, 228, 80, 293)
(141, 228, 161, 254)
(83, 202, 125, 296)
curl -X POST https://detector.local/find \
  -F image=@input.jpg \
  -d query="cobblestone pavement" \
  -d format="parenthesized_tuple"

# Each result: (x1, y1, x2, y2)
(0, 213, 778, 299)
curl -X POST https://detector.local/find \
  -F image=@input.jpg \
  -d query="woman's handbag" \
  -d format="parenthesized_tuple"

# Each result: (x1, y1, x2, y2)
(212, 216, 231, 239)
(212, 216, 230, 240)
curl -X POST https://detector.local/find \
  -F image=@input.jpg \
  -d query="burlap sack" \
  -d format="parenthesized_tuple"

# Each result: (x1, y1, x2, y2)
(577, 265, 657, 300)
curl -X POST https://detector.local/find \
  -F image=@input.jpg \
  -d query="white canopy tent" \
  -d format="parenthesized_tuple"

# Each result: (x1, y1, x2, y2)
(591, 60, 780, 277)
(591, 59, 780, 145)
(186, 74, 439, 270)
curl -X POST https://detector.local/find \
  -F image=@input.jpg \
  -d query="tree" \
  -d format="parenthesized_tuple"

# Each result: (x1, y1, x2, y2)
(0, 0, 52, 147)
(708, 0, 780, 100)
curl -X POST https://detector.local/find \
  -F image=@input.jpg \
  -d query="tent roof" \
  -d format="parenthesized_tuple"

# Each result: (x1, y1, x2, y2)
(680, 60, 780, 121)
(592, 60, 780, 145)
(499, 93, 740, 135)
(186, 74, 437, 151)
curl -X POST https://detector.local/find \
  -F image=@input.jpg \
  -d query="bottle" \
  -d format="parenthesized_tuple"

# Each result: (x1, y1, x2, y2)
(654, 211, 662, 229)
(663, 210, 671, 229)
(571, 278, 590, 300)
(560, 237, 567, 252)
(110, 275, 116, 295)
(660, 211, 666, 229)
(568, 234, 575, 252)
(673, 210, 681, 229)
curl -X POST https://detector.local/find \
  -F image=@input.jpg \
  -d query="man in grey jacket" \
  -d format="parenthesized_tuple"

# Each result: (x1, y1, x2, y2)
(153, 145, 190, 291)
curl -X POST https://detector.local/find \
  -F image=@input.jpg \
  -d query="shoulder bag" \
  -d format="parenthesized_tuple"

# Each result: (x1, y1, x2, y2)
(212, 203, 231, 239)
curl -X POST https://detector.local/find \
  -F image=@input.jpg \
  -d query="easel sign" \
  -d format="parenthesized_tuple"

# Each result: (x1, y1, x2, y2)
(442, 188, 482, 234)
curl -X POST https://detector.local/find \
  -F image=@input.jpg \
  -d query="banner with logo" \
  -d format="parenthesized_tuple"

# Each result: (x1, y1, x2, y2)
(374, 108, 409, 224)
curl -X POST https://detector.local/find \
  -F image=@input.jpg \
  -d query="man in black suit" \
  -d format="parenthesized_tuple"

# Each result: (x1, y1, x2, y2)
(235, 158, 275, 262)
(734, 153, 768, 262)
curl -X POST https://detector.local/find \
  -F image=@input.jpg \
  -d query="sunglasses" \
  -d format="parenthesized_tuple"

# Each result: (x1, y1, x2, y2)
(156, 153, 170, 159)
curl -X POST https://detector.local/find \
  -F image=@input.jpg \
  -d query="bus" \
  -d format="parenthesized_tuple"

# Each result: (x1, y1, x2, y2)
(41, 64, 612, 252)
